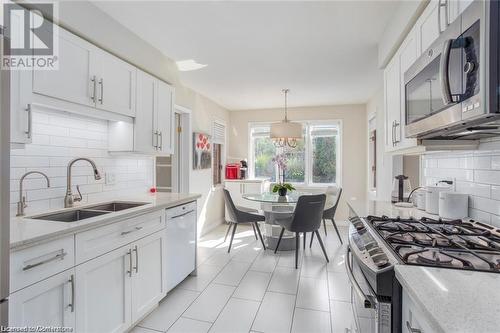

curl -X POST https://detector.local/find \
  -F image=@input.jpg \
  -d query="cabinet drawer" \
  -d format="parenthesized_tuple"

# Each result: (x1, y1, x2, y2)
(10, 235, 75, 293)
(75, 209, 165, 264)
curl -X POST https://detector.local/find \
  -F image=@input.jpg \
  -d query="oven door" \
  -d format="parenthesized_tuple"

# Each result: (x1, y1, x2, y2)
(346, 246, 391, 333)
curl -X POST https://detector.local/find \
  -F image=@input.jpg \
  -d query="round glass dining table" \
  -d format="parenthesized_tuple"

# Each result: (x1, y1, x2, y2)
(242, 192, 310, 251)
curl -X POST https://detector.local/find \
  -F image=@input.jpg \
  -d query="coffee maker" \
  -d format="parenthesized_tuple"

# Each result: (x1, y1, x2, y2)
(391, 175, 412, 203)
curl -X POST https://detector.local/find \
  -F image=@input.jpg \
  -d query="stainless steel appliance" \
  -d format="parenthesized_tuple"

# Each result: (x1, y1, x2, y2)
(404, 0, 500, 139)
(347, 210, 500, 332)
(391, 175, 411, 203)
(0, 25, 11, 327)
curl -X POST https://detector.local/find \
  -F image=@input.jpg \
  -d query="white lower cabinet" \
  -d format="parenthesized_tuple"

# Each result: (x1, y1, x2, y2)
(402, 289, 435, 333)
(75, 245, 132, 333)
(75, 230, 166, 333)
(131, 231, 167, 322)
(9, 269, 76, 329)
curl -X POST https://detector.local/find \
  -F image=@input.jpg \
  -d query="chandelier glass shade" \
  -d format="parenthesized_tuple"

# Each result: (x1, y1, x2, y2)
(270, 89, 302, 148)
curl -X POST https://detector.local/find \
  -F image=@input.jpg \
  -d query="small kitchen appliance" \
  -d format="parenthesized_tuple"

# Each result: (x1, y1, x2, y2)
(239, 160, 248, 179)
(439, 192, 469, 219)
(391, 175, 412, 203)
(225, 163, 240, 180)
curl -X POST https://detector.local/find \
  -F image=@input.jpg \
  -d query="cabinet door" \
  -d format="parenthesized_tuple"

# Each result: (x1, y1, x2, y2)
(384, 55, 401, 152)
(9, 8, 33, 144)
(418, 0, 440, 53)
(398, 29, 419, 149)
(95, 50, 137, 117)
(9, 269, 75, 329)
(131, 231, 166, 323)
(134, 71, 157, 153)
(32, 28, 96, 108)
(156, 80, 174, 155)
(75, 246, 131, 333)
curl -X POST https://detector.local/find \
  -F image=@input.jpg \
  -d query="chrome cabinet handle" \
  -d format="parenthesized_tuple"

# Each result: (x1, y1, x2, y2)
(406, 321, 422, 333)
(90, 76, 96, 103)
(159, 131, 163, 150)
(68, 274, 75, 312)
(121, 226, 143, 236)
(394, 121, 400, 144)
(98, 78, 104, 104)
(133, 245, 138, 273)
(439, 39, 453, 106)
(391, 121, 396, 146)
(345, 246, 375, 309)
(22, 251, 67, 271)
(126, 249, 133, 277)
(25, 104, 32, 139)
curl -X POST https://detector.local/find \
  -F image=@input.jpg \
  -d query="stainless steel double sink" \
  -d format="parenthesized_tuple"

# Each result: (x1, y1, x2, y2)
(30, 201, 148, 222)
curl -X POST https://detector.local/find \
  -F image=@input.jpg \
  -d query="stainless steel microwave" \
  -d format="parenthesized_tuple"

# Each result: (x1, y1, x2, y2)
(404, 0, 500, 139)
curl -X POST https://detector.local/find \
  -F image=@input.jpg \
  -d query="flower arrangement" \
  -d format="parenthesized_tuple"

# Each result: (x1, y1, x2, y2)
(272, 153, 295, 196)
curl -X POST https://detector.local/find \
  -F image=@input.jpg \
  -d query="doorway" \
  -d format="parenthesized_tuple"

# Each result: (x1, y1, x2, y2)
(156, 105, 191, 193)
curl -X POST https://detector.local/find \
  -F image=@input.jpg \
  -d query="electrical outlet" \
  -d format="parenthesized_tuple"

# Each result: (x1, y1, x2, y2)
(105, 172, 116, 185)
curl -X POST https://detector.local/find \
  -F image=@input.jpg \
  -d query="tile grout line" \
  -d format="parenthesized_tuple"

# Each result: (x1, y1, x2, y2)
(152, 227, 242, 332)
(204, 235, 264, 332)
(249, 242, 281, 332)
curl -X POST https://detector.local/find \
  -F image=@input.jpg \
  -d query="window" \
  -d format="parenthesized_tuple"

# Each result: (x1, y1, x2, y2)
(249, 121, 341, 186)
(212, 121, 226, 186)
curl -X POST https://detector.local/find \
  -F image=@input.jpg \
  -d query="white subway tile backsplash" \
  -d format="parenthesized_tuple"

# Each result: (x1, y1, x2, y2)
(491, 156, 500, 170)
(9, 108, 153, 217)
(455, 181, 490, 198)
(473, 156, 492, 170)
(474, 170, 500, 185)
(490, 214, 500, 228)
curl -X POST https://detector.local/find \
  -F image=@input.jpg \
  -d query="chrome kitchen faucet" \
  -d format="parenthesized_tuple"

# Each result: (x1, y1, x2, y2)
(17, 171, 50, 216)
(64, 158, 101, 208)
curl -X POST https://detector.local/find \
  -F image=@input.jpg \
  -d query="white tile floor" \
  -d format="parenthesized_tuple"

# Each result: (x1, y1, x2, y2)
(131, 223, 353, 333)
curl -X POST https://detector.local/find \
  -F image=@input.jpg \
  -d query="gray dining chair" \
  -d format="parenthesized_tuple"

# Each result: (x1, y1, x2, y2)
(310, 186, 343, 247)
(274, 194, 328, 268)
(223, 189, 266, 253)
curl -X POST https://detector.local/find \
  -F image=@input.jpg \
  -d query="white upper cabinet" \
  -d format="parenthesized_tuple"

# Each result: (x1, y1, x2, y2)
(156, 80, 174, 155)
(418, 0, 440, 53)
(134, 71, 157, 154)
(384, 54, 401, 152)
(94, 49, 137, 117)
(32, 28, 96, 108)
(110, 70, 174, 155)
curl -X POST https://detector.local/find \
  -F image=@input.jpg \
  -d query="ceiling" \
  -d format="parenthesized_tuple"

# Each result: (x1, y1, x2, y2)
(94, 1, 400, 110)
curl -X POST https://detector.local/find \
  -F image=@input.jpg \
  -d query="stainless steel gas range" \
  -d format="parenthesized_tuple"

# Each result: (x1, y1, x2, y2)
(346, 209, 500, 333)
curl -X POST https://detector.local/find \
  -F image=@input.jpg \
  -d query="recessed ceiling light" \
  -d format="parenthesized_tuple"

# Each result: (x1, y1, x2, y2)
(176, 59, 207, 72)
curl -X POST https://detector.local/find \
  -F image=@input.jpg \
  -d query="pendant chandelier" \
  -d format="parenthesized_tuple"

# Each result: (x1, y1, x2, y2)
(270, 89, 302, 148)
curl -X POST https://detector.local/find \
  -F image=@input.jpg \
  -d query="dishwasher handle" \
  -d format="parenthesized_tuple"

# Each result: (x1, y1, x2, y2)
(169, 209, 195, 220)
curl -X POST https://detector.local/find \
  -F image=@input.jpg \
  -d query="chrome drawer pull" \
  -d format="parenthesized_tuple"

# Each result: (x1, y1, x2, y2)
(121, 226, 143, 236)
(133, 245, 138, 273)
(345, 246, 375, 309)
(22, 251, 67, 271)
(68, 274, 75, 312)
(126, 249, 133, 277)
(406, 321, 422, 333)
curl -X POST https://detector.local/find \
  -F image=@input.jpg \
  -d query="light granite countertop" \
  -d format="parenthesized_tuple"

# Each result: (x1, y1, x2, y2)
(347, 199, 440, 220)
(10, 192, 201, 250)
(395, 265, 500, 333)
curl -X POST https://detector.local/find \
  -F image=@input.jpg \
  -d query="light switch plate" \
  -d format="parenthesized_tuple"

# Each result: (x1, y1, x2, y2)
(105, 172, 116, 185)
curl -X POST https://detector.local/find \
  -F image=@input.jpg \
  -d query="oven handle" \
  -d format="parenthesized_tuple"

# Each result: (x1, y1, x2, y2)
(439, 39, 453, 105)
(345, 245, 376, 309)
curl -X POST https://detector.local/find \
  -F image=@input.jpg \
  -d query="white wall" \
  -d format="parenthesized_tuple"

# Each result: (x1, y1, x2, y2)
(10, 108, 154, 217)
(421, 138, 500, 228)
(228, 104, 368, 221)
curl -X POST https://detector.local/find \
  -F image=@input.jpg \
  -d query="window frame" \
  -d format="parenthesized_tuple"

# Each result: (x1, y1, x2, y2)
(212, 120, 227, 188)
(248, 120, 342, 187)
